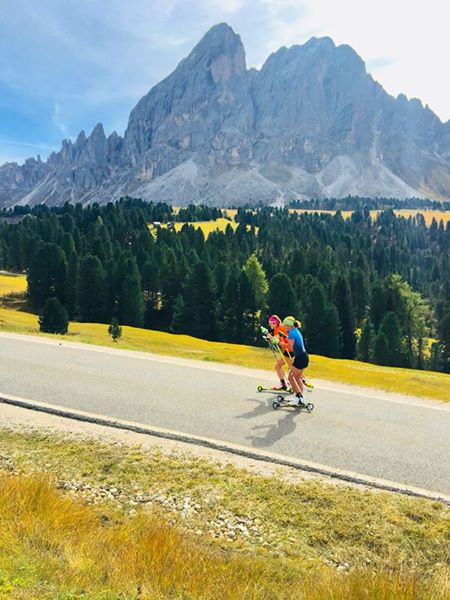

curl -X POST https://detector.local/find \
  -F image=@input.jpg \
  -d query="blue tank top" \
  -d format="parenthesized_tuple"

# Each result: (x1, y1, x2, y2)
(288, 328, 306, 355)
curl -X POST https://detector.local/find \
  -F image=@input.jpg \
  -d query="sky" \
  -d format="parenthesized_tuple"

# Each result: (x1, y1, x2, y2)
(0, 0, 448, 166)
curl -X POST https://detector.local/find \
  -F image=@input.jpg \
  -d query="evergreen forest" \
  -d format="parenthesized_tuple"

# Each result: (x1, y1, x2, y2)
(0, 199, 449, 373)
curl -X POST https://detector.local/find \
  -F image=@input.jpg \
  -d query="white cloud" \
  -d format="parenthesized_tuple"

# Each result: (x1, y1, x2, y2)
(52, 103, 69, 137)
(251, 0, 450, 120)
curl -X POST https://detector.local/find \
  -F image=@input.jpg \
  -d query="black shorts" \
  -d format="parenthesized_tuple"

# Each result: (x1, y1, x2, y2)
(292, 352, 309, 370)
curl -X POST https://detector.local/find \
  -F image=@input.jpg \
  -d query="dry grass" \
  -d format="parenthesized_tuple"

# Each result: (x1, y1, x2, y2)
(0, 426, 449, 600)
(0, 273, 27, 296)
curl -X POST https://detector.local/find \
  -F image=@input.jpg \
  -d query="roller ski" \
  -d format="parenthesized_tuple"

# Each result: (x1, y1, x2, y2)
(272, 394, 314, 412)
(257, 384, 294, 394)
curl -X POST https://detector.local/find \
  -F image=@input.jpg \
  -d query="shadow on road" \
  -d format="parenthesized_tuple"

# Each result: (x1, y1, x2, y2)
(236, 397, 272, 420)
(247, 410, 300, 448)
(236, 397, 302, 448)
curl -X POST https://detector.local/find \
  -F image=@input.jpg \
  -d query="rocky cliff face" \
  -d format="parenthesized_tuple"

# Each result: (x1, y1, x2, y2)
(1, 22, 450, 207)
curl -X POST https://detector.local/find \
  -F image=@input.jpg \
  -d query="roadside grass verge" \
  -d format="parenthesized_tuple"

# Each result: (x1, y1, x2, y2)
(0, 428, 449, 599)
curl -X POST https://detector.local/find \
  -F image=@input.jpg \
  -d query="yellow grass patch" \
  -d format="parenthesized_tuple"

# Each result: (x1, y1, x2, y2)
(149, 217, 257, 238)
(171, 217, 239, 236)
(0, 273, 27, 296)
(289, 208, 450, 226)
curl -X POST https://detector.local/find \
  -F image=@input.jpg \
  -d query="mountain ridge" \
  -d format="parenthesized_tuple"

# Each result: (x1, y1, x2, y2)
(1, 23, 450, 207)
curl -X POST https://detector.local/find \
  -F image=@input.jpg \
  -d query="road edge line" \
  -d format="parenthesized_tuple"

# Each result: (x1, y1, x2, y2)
(1, 393, 449, 505)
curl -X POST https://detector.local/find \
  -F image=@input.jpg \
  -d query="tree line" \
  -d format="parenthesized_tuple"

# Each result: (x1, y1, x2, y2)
(0, 199, 449, 373)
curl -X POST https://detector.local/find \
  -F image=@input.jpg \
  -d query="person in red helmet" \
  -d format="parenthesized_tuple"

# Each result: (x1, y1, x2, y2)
(265, 314, 291, 390)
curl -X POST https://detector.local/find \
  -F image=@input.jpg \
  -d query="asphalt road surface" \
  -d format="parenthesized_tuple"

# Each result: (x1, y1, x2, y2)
(1, 332, 449, 496)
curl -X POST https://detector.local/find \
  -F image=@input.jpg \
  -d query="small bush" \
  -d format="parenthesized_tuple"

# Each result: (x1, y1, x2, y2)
(38, 297, 69, 335)
(108, 318, 122, 342)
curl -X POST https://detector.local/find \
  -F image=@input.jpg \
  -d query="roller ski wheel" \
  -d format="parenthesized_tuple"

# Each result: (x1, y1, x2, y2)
(272, 400, 280, 410)
(292, 399, 314, 411)
(257, 385, 264, 392)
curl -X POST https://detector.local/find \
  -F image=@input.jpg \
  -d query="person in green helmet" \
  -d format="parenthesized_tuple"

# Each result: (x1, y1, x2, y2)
(283, 315, 309, 406)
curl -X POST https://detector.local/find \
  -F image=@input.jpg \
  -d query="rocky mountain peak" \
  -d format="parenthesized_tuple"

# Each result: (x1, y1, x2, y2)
(1, 23, 450, 207)
(181, 22, 246, 83)
(89, 123, 106, 140)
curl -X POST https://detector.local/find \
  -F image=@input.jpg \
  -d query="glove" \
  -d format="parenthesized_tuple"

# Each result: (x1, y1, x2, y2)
(272, 336, 280, 345)
(260, 326, 269, 335)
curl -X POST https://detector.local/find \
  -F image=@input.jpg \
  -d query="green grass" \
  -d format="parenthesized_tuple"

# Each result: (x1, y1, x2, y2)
(0, 428, 449, 599)
(1, 274, 449, 402)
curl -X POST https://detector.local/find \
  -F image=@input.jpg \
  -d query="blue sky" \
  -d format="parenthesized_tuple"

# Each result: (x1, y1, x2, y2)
(1, 0, 448, 166)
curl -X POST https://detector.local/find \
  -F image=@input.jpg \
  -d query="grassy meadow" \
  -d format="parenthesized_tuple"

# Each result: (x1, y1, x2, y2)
(0, 428, 449, 599)
(0, 271, 27, 296)
(0, 273, 449, 402)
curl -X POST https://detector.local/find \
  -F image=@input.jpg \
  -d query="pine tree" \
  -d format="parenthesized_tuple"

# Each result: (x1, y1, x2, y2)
(27, 242, 67, 309)
(437, 305, 450, 373)
(370, 282, 385, 330)
(350, 267, 369, 324)
(242, 254, 268, 314)
(378, 311, 403, 366)
(323, 302, 343, 358)
(39, 297, 69, 335)
(239, 270, 261, 344)
(304, 283, 342, 357)
(373, 331, 389, 365)
(334, 274, 356, 359)
(77, 254, 107, 323)
(384, 274, 429, 367)
(357, 319, 375, 362)
(108, 318, 122, 342)
(220, 268, 243, 343)
(64, 250, 78, 319)
(268, 273, 298, 319)
(141, 260, 160, 326)
(117, 254, 145, 328)
(172, 261, 216, 340)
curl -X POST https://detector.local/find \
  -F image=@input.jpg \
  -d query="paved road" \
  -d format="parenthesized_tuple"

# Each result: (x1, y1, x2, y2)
(0, 333, 449, 496)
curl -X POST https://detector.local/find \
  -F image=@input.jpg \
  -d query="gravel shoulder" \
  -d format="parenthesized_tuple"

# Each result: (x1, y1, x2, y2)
(0, 402, 331, 487)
